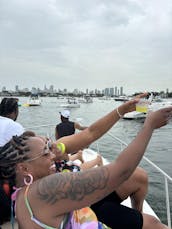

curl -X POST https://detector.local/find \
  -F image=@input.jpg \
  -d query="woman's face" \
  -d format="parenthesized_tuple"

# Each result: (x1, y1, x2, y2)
(25, 137, 56, 179)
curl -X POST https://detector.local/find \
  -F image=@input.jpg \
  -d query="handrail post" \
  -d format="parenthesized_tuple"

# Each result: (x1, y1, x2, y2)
(165, 177, 171, 227)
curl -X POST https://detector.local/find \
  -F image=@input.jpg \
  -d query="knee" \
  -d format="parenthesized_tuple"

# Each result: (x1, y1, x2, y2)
(77, 150, 83, 157)
(143, 214, 162, 229)
(136, 167, 148, 186)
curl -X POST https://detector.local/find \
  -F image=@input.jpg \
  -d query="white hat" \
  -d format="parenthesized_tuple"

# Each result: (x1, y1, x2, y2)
(60, 109, 70, 118)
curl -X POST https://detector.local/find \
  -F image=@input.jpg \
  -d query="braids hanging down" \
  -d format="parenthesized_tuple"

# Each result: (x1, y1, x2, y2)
(0, 135, 31, 184)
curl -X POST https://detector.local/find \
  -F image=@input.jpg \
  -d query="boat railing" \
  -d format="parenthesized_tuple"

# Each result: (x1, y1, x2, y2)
(25, 124, 172, 227)
(106, 132, 172, 228)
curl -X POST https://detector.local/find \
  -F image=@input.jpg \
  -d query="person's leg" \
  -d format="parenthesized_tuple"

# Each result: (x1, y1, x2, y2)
(69, 150, 84, 163)
(91, 199, 170, 229)
(115, 167, 148, 212)
(142, 213, 170, 229)
(80, 154, 103, 170)
(92, 200, 143, 229)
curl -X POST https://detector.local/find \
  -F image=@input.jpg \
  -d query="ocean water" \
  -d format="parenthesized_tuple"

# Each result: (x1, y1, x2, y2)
(17, 96, 172, 225)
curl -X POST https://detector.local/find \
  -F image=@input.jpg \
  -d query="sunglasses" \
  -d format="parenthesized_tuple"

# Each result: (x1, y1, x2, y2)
(25, 141, 54, 162)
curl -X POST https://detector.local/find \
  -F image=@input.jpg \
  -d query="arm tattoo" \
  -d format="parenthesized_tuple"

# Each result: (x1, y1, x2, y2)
(37, 167, 109, 205)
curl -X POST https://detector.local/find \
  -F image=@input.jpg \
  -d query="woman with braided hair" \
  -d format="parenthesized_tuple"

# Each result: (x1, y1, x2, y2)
(0, 98, 172, 228)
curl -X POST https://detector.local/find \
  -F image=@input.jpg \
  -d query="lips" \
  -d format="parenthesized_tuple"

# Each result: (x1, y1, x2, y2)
(49, 163, 56, 174)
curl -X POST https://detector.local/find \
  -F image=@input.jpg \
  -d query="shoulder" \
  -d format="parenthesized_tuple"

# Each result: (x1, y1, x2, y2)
(8, 121, 24, 135)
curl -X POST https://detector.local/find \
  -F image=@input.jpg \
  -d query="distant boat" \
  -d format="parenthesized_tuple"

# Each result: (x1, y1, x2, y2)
(26, 94, 42, 106)
(152, 96, 163, 103)
(123, 111, 147, 120)
(114, 96, 129, 102)
(78, 95, 93, 103)
(98, 96, 112, 100)
(59, 97, 80, 108)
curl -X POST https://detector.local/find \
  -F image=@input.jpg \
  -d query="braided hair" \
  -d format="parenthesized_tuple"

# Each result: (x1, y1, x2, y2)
(0, 135, 31, 185)
(0, 97, 18, 117)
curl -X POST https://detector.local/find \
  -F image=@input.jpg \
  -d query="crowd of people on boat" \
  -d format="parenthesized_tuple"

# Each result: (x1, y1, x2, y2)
(0, 95, 172, 229)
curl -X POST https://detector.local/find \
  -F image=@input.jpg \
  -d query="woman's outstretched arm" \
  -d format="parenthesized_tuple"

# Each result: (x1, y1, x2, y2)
(31, 107, 172, 216)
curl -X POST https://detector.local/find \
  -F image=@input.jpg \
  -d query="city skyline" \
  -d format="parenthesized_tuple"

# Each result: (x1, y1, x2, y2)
(0, 0, 172, 94)
(1, 84, 171, 97)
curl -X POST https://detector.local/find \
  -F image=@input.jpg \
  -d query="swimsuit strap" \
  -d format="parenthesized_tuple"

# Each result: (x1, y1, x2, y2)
(24, 185, 57, 229)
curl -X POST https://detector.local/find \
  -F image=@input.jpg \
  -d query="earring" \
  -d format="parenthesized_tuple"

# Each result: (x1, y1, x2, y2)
(24, 174, 33, 186)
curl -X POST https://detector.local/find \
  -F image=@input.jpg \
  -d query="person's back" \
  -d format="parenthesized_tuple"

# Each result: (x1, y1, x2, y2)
(0, 116, 24, 146)
(0, 97, 24, 225)
(56, 120, 75, 139)
(55, 109, 87, 140)
(0, 98, 24, 147)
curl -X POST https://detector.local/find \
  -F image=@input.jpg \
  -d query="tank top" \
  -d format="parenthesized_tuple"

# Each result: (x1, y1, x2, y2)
(56, 121, 75, 138)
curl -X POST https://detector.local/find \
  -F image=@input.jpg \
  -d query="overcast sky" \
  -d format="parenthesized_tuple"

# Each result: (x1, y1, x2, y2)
(0, 0, 172, 94)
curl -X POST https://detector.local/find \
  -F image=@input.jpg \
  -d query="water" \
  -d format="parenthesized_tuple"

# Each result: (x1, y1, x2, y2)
(17, 96, 172, 225)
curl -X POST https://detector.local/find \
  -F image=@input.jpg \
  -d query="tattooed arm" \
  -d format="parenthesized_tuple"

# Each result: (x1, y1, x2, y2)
(30, 107, 172, 217)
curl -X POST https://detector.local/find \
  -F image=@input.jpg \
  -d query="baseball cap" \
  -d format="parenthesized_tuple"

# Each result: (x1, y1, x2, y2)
(60, 109, 70, 118)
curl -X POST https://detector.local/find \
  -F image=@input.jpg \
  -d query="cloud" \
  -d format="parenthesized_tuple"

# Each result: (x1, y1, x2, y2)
(0, 0, 172, 93)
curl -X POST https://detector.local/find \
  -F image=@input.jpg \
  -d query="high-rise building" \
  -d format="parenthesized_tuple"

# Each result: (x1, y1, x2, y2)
(15, 85, 19, 92)
(120, 86, 123, 96)
(109, 88, 114, 96)
(115, 86, 117, 96)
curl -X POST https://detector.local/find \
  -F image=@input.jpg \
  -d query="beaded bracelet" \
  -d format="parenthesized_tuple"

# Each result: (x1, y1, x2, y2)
(116, 107, 123, 118)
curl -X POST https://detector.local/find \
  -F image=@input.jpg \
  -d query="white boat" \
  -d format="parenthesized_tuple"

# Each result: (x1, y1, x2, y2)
(59, 97, 80, 108)
(153, 96, 164, 103)
(78, 95, 93, 103)
(123, 111, 147, 120)
(123, 99, 172, 120)
(26, 94, 41, 106)
(114, 96, 129, 102)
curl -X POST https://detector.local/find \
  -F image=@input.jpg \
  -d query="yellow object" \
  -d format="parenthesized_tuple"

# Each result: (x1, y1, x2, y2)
(56, 142, 66, 154)
(62, 169, 70, 173)
(136, 103, 148, 113)
(22, 103, 30, 107)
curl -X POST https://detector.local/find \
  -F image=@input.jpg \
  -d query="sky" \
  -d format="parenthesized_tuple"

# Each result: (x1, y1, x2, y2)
(0, 0, 172, 94)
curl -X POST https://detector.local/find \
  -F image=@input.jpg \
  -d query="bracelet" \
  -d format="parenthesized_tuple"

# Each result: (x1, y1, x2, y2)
(56, 143, 66, 154)
(116, 107, 123, 118)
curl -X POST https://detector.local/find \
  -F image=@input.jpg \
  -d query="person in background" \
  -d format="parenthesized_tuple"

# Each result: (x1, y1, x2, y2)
(0, 97, 24, 147)
(0, 97, 24, 225)
(55, 109, 87, 140)
(0, 105, 171, 228)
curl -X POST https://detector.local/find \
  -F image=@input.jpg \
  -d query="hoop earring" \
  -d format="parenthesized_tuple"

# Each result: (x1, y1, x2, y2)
(24, 174, 33, 186)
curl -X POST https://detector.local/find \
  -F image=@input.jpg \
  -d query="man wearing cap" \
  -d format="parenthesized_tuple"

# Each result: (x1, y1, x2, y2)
(55, 109, 87, 140)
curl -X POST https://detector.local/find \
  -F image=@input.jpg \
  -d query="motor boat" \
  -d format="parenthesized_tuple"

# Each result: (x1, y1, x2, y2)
(123, 111, 147, 120)
(78, 95, 93, 103)
(26, 94, 42, 106)
(59, 97, 80, 108)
